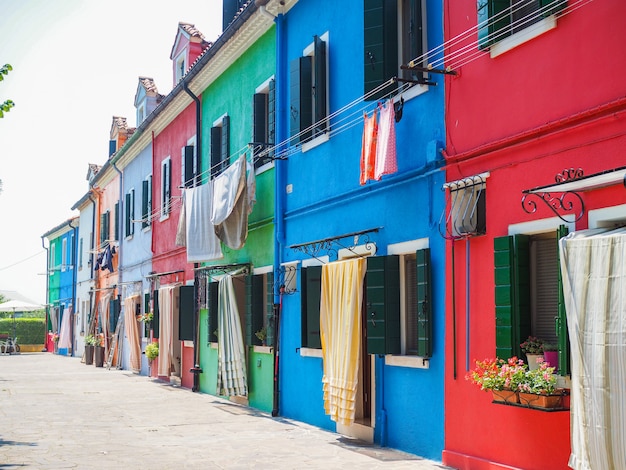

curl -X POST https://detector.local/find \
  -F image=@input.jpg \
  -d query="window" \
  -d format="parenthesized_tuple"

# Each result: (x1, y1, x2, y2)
(114, 202, 120, 241)
(364, 0, 425, 99)
(161, 157, 172, 219)
(137, 105, 145, 125)
(100, 210, 110, 245)
(79, 237, 83, 270)
(125, 188, 135, 238)
(210, 116, 230, 178)
(61, 239, 67, 272)
(175, 53, 186, 83)
(301, 265, 322, 349)
(290, 33, 328, 145)
(179, 285, 195, 342)
(144, 292, 151, 338)
(50, 244, 56, 274)
(182, 139, 199, 188)
(477, 0, 567, 50)
(252, 78, 276, 169)
(494, 225, 570, 374)
(441, 174, 488, 239)
(68, 233, 74, 268)
(142, 175, 152, 229)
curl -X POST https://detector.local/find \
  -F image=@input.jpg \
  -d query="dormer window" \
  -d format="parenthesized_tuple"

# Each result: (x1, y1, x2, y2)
(175, 53, 186, 83)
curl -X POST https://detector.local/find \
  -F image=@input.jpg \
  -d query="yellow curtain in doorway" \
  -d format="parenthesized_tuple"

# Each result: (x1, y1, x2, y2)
(320, 258, 366, 426)
(123, 295, 141, 372)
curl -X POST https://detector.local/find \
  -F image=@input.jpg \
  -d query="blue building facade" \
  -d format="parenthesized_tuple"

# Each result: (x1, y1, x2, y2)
(276, 0, 446, 459)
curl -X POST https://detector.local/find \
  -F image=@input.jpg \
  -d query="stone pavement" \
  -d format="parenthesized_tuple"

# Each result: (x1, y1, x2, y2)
(0, 353, 452, 469)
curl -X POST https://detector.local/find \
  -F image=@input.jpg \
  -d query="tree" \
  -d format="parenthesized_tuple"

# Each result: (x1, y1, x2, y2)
(1, 64, 15, 118)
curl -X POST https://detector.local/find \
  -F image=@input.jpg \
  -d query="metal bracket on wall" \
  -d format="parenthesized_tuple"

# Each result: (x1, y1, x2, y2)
(290, 227, 382, 263)
(521, 168, 586, 223)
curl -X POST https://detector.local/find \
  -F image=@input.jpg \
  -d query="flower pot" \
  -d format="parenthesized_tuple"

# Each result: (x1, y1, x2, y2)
(492, 389, 519, 404)
(543, 350, 558, 372)
(84, 345, 94, 365)
(519, 392, 563, 409)
(94, 346, 105, 368)
(526, 353, 543, 371)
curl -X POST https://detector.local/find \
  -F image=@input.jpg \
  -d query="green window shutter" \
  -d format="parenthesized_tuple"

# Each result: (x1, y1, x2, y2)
(253, 92, 267, 161)
(207, 282, 218, 343)
(301, 265, 322, 349)
(489, 0, 512, 44)
(184, 145, 195, 188)
(556, 224, 570, 375)
(265, 271, 275, 347)
(366, 256, 401, 355)
(110, 297, 120, 333)
(142, 179, 149, 228)
(144, 292, 151, 337)
(289, 56, 312, 143)
(416, 248, 433, 358)
(100, 213, 106, 245)
(267, 78, 276, 161)
(363, 0, 398, 100)
(178, 285, 195, 341)
(221, 116, 230, 170)
(114, 202, 120, 241)
(494, 235, 530, 359)
(540, 0, 567, 16)
(153, 290, 160, 338)
(210, 126, 222, 178)
(313, 35, 327, 136)
(247, 275, 265, 346)
(125, 192, 131, 238)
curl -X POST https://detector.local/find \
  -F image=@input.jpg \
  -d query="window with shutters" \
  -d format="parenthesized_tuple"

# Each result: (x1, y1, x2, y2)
(477, 0, 566, 54)
(100, 210, 110, 245)
(364, 0, 426, 101)
(181, 137, 199, 188)
(494, 224, 570, 375)
(114, 202, 120, 241)
(247, 271, 275, 348)
(125, 188, 135, 239)
(290, 33, 329, 150)
(160, 157, 172, 220)
(142, 175, 152, 229)
(61, 239, 67, 272)
(252, 77, 276, 170)
(301, 264, 322, 351)
(210, 115, 230, 178)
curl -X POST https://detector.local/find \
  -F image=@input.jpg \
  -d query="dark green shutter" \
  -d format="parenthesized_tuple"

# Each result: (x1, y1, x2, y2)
(489, 0, 511, 44)
(253, 92, 267, 163)
(265, 272, 275, 347)
(178, 285, 195, 341)
(366, 256, 400, 355)
(267, 79, 276, 161)
(114, 202, 120, 241)
(363, 0, 398, 99)
(247, 275, 265, 346)
(207, 282, 218, 343)
(144, 292, 151, 337)
(406, 0, 423, 66)
(142, 179, 149, 228)
(494, 235, 530, 359)
(416, 249, 432, 358)
(556, 224, 570, 375)
(301, 265, 322, 349)
(289, 56, 312, 143)
(110, 297, 120, 333)
(153, 290, 160, 338)
(100, 213, 107, 244)
(313, 36, 327, 136)
(210, 126, 222, 177)
(125, 192, 131, 238)
(221, 116, 230, 171)
(184, 145, 195, 187)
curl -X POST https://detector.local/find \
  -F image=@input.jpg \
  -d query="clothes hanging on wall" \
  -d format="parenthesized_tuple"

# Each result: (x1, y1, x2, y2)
(179, 182, 223, 262)
(374, 99, 398, 180)
(360, 109, 378, 185)
(211, 155, 249, 250)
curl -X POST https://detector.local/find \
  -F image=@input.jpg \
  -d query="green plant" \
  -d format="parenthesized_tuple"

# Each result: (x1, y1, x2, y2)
(145, 342, 159, 361)
(520, 336, 545, 355)
(466, 357, 527, 392)
(255, 326, 267, 344)
(519, 360, 558, 395)
(139, 312, 153, 323)
(84, 334, 97, 346)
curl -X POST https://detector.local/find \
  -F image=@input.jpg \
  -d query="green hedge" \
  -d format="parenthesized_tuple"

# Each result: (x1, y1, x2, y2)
(0, 318, 46, 344)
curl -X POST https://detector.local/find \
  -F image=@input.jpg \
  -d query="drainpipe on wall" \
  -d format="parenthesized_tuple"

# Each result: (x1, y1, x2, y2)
(182, 79, 203, 392)
(40, 236, 49, 352)
(69, 218, 79, 357)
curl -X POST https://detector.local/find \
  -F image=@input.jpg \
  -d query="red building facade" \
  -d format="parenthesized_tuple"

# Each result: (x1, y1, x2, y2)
(442, 1, 626, 469)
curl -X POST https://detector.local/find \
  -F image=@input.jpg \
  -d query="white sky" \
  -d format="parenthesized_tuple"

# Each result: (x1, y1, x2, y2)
(0, 0, 223, 304)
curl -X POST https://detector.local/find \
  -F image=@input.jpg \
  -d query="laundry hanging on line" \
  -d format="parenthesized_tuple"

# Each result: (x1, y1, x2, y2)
(359, 98, 398, 185)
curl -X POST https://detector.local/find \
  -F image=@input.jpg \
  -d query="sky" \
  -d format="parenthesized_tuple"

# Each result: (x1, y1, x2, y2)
(0, 0, 223, 304)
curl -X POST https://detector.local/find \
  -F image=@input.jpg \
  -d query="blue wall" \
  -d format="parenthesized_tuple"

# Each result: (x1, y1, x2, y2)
(277, 0, 446, 460)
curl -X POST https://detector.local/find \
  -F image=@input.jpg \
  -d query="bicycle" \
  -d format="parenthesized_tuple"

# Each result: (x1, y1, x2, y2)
(0, 336, 20, 354)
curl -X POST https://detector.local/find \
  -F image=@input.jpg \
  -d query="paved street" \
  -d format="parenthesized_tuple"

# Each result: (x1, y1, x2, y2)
(0, 353, 450, 469)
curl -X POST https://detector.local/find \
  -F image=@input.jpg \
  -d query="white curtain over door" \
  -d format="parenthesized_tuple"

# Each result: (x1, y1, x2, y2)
(57, 306, 72, 349)
(158, 286, 177, 377)
(217, 274, 247, 397)
(559, 227, 626, 470)
(123, 295, 142, 372)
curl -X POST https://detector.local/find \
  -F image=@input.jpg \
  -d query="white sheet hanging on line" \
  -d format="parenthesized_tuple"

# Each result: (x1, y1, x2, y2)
(123, 295, 142, 372)
(57, 306, 72, 350)
(217, 274, 248, 397)
(183, 182, 223, 262)
(560, 227, 626, 470)
(211, 155, 249, 250)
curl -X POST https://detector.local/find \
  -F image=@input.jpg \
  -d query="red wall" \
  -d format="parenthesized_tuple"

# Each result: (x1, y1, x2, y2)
(443, 1, 626, 468)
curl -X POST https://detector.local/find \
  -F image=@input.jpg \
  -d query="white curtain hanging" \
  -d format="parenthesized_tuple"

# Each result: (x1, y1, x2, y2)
(559, 227, 626, 470)
(57, 306, 72, 350)
(158, 286, 177, 377)
(217, 274, 248, 397)
(123, 295, 142, 372)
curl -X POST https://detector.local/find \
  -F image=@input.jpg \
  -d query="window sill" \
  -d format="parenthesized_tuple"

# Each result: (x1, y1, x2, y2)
(301, 132, 329, 153)
(490, 16, 557, 58)
(159, 214, 170, 222)
(398, 82, 428, 103)
(300, 347, 322, 358)
(385, 355, 430, 369)
(252, 345, 273, 354)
